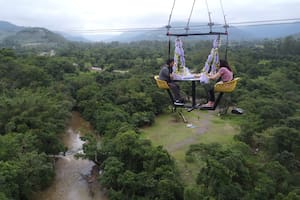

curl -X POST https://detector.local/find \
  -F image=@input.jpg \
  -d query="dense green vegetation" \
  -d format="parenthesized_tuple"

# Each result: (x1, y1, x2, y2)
(0, 36, 299, 199)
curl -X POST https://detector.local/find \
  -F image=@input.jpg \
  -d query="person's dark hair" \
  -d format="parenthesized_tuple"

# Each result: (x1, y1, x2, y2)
(219, 59, 232, 71)
(166, 58, 174, 65)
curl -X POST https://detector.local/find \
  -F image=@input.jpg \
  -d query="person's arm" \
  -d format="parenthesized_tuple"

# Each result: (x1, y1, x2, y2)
(208, 71, 220, 80)
(160, 67, 171, 82)
(170, 72, 174, 80)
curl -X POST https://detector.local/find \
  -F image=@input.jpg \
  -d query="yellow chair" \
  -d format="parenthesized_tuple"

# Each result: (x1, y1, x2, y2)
(154, 75, 187, 123)
(154, 75, 170, 90)
(214, 77, 240, 93)
(154, 75, 174, 104)
(201, 77, 241, 112)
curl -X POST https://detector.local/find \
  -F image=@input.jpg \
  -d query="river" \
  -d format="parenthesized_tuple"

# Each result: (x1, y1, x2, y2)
(33, 112, 107, 200)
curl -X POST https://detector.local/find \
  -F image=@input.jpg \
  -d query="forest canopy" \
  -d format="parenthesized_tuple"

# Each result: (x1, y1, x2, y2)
(0, 36, 299, 199)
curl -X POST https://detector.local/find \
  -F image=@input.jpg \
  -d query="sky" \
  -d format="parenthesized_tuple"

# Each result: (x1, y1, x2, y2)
(0, 0, 299, 35)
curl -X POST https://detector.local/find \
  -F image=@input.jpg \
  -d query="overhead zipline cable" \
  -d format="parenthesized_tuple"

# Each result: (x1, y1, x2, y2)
(67, 18, 300, 34)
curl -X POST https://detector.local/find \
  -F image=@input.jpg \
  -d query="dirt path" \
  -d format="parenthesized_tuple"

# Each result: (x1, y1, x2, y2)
(142, 109, 239, 185)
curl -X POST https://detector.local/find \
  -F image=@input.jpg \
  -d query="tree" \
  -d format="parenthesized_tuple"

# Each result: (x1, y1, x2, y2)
(187, 143, 252, 199)
(100, 156, 124, 190)
(267, 127, 300, 154)
(252, 161, 290, 199)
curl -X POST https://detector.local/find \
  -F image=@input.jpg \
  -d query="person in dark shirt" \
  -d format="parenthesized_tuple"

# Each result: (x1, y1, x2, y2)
(159, 58, 184, 105)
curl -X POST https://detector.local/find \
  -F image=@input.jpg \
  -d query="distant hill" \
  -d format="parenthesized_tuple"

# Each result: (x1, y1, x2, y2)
(236, 22, 300, 39)
(292, 33, 300, 39)
(0, 21, 24, 32)
(0, 20, 86, 45)
(0, 20, 300, 45)
(0, 21, 74, 49)
(0, 21, 25, 41)
(97, 21, 300, 42)
(56, 31, 90, 42)
(1, 27, 68, 48)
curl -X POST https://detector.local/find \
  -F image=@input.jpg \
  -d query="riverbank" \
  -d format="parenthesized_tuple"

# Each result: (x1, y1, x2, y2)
(33, 112, 107, 200)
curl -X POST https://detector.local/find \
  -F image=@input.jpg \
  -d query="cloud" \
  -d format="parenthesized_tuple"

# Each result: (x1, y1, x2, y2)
(0, 0, 299, 35)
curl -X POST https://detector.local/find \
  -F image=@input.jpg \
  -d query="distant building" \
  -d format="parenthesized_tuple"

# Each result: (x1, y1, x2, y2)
(91, 66, 102, 71)
(38, 49, 56, 57)
(254, 44, 264, 49)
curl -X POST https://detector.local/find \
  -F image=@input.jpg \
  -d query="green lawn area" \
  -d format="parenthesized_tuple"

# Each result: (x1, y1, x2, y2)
(140, 108, 240, 185)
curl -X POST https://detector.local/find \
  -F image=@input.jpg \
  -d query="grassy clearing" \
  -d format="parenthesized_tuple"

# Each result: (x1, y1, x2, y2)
(140, 108, 240, 185)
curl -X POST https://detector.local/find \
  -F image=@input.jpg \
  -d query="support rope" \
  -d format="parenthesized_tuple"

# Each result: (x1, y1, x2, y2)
(185, 0, 196, 33)
(219, 0, 229, 60)
(167, 0, 176, 31)
(219, 0, 229, 31)
(167, 0, 176, 59)
(205, 0, 214, 32)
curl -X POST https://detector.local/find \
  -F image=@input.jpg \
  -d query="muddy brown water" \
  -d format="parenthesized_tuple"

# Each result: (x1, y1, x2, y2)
(33, 112, 107, 200)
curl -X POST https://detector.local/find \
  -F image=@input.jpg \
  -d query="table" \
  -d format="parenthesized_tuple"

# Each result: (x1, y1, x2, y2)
(173, 75, 201, 111)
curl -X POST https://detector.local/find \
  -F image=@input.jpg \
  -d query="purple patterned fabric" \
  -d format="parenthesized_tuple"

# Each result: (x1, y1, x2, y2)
(174, 37, 185, 71)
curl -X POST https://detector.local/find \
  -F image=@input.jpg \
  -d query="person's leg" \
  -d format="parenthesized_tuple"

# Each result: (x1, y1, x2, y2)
(168, 82, 182, 101)
(202, 82, 215, 107)
(205, 88, 215, 106)
(208, 88, 215, 102)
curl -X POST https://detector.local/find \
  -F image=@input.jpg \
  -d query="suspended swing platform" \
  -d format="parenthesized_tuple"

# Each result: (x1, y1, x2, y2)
(155, 0, 243, 117)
